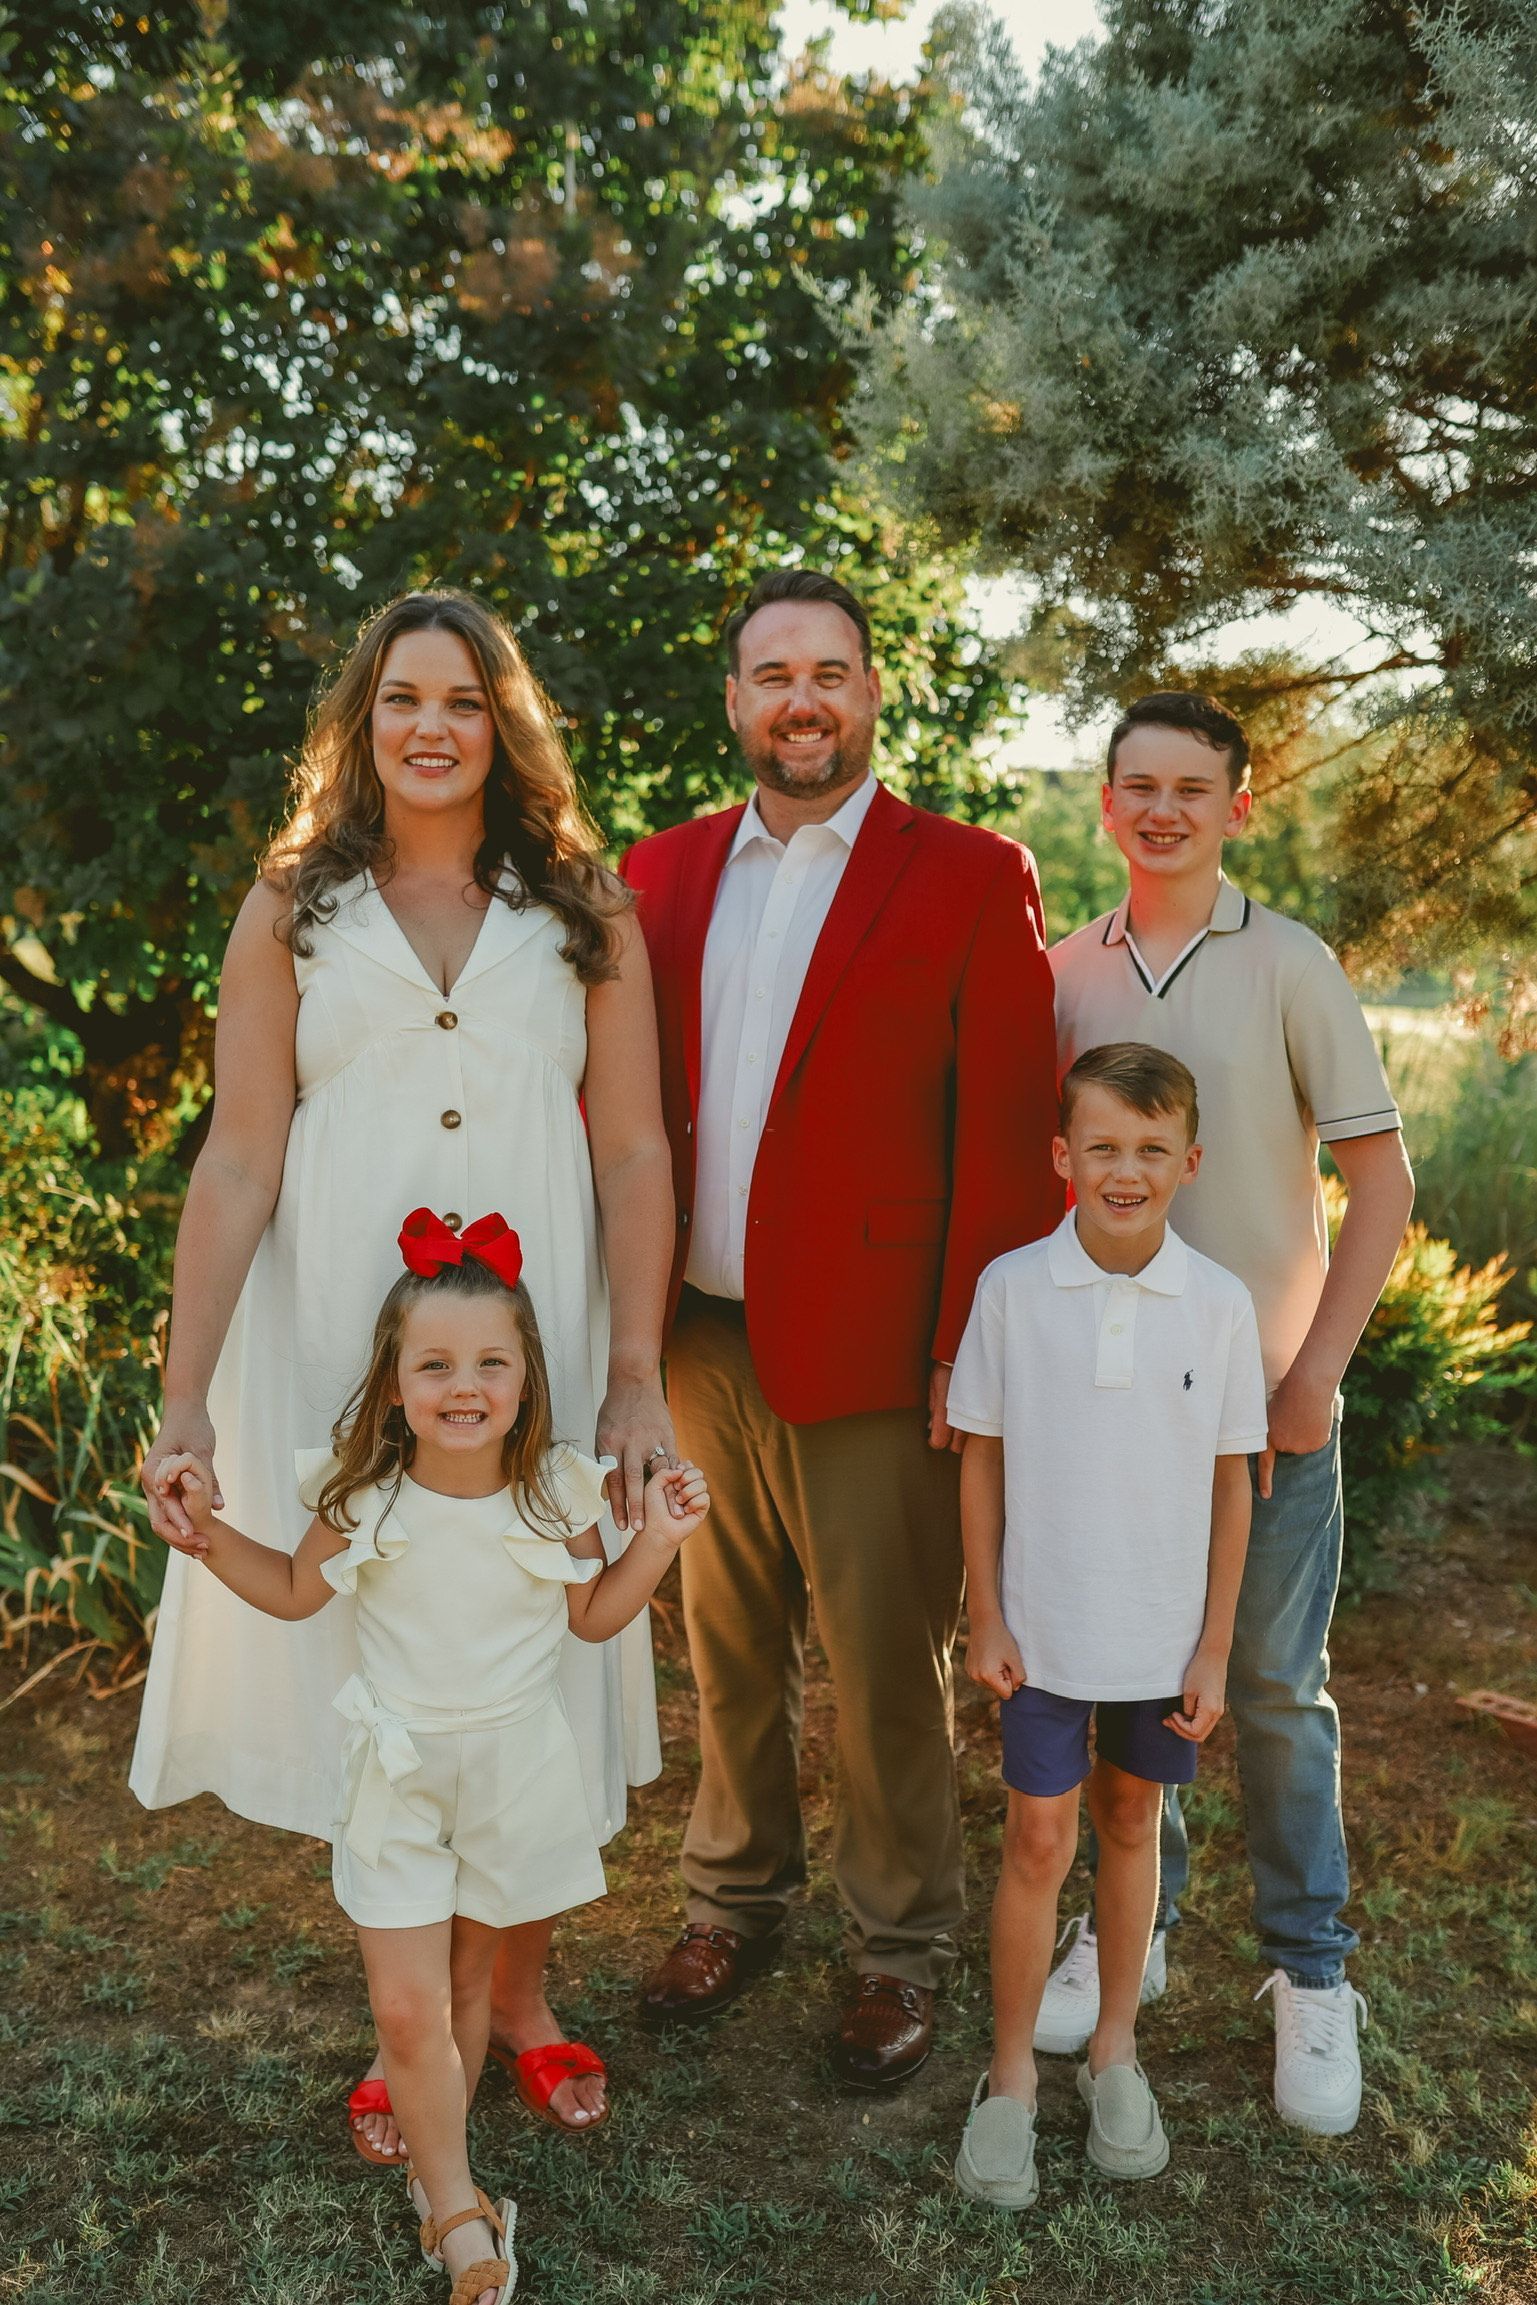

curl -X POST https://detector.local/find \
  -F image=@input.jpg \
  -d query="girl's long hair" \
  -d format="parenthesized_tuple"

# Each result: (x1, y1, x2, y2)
(316, 1258, 572, 1538)
(263, 588, 628, 983)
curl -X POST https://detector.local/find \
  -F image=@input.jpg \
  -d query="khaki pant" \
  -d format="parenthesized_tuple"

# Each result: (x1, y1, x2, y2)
(667, 1288, 965, 1989)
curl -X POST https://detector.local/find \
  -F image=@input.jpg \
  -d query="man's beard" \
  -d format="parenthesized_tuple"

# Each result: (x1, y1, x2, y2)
(738, 723, 873, 798)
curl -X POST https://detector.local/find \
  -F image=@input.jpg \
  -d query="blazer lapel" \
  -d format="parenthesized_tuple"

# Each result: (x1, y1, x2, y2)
(770, 784, 918, 1103)
(673, 806, 745, 1111)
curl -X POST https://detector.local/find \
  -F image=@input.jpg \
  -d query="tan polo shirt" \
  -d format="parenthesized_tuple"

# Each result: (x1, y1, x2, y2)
(1049, 875, 1401, 1393)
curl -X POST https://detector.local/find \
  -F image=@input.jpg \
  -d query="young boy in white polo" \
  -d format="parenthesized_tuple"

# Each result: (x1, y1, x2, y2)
(950, 1043, 1267, 2208)
(1046, 692, 1414, 2137)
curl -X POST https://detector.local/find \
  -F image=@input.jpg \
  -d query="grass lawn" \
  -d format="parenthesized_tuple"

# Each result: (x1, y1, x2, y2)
(3, 1446, 1535, 2305)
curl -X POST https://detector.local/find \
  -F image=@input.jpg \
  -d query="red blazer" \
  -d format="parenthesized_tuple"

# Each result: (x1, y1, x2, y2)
(624, 783, 1063, 1424)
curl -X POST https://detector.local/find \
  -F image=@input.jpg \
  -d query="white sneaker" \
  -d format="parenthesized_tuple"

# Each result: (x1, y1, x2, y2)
(1257, 1971, 1368, 2135)
(1033, 1915, 1168, 2057)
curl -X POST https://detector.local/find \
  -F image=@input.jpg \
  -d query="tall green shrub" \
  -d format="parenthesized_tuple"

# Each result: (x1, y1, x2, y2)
(1338, 1180, 1532, 1586)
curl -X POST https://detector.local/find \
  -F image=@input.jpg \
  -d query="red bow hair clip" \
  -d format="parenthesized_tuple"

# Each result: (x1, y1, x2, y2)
(398, 1209, 524, 1292)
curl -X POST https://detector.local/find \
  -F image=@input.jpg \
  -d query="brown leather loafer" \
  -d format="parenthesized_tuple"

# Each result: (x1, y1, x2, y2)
(638, 1923, 780, 2026)
(829, 1973, 935, 2089)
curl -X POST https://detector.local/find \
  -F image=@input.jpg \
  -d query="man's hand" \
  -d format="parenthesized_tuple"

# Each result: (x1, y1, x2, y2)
(927, 1361, 964, 1453)
(1165, 1643, 1229, 1743)
(141, 1407, 221, 1555)
(966, 1617, 1026, 1701)
(1257, 1362, 1336, 1498)
(596, 1373, 677, 1534)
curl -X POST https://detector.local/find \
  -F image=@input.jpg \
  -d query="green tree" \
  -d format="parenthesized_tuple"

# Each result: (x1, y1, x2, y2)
(0, 1, 1009, 1149)
(858, 0, 1537, 978)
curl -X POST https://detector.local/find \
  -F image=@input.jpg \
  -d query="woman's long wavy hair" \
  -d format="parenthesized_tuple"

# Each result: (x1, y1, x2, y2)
(263, 589, 627, 982)
(316, 1258, 571, 1539)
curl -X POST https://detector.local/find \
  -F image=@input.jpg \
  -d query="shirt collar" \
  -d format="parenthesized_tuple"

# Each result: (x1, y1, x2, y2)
(1045, 1212, 1189, 1296)
(728, 771, 879, 864)
(1102, 872, 1250, 947)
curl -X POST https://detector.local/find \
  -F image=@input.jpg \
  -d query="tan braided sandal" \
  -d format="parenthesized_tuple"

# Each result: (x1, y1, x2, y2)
(416, 2194, 518, 2305)
(406, 2165, 498, 2269)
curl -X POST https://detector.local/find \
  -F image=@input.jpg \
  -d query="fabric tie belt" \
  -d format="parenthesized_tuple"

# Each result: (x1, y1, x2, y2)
(333, 1672, 555, 1869)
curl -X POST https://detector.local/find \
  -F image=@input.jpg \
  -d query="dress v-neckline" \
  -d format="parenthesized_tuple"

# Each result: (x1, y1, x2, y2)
(366, 871, 500, 998)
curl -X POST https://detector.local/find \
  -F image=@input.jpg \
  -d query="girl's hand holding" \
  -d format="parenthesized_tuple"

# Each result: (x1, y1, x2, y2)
(644, 1460, 710, 1547)
(142, 1409, 222, 1555)
(154, 1453, 217, 1545)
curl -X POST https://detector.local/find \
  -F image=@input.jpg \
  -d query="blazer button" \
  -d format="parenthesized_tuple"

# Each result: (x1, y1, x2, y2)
(441, 1109, 462, 1130)
(442, 1211, 463, 1230)
(436, 1010, 458, 1030)
(680, 1210, 691, 1227)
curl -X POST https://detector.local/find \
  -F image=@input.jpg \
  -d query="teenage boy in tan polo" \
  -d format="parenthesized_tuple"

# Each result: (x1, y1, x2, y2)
(1047, 692, 1414, 2137)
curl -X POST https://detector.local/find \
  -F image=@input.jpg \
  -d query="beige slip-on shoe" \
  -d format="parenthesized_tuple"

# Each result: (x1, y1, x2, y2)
(954, 2073, 1040, 2210)
(1077, 2060, 1170, 2180)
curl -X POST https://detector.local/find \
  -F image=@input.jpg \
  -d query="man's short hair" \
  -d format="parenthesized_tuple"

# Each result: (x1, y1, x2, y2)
(724, 569, 873, 675)
(1106, 691, 1251, 790)
(1060, 1042, 1200, 1143)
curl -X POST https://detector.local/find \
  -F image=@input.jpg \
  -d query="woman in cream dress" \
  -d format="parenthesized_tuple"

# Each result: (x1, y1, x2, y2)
(131, 589, 675, 2138)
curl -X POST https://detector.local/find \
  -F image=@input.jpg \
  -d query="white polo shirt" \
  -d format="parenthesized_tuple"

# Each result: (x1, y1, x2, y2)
(1050, 875, 1402, 1393)
(948, 1215, 1269, 1702)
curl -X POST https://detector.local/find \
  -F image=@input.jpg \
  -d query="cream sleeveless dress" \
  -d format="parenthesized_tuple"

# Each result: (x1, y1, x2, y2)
(130, 869, 660, 1844)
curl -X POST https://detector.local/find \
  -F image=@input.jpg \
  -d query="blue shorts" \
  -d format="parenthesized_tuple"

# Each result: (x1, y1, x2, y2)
(1000, 1684, 1198, 1799)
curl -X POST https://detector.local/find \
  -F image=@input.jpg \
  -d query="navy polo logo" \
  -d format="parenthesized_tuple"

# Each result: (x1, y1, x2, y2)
(1182, 1371, 1194, 1390)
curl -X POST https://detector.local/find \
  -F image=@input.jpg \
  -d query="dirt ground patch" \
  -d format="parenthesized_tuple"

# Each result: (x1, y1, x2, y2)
(3, 1448, 1535, 2304)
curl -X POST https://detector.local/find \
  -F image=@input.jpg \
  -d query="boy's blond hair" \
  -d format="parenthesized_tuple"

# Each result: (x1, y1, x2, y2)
(1060, 1042, 1200, 1142)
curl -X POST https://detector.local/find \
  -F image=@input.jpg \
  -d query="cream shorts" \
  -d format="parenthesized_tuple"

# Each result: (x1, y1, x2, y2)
(333, 1696, 607, 1932)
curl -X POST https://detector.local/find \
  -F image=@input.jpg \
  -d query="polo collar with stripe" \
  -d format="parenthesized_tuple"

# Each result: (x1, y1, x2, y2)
(1046, 1212, 1189, 1297)
(1103, 872, 1252, 997)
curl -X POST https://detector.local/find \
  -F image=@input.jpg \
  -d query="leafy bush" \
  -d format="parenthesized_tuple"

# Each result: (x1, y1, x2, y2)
(1338, 1180, 1533, 1586)
(1386, 1033, 1537, 1330)
(0, 1091, 179, 1668)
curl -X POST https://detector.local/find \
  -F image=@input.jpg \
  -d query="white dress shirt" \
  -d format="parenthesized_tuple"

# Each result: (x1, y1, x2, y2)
(687, 772, 879, 1298)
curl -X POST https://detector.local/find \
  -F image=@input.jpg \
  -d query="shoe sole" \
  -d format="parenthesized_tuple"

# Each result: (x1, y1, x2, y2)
(638, 1991, 742, 2029)
(1274, 2095, 1361, 2136)
(953, 2150, 1039, 2211)
(831, 2044, 932, 2093)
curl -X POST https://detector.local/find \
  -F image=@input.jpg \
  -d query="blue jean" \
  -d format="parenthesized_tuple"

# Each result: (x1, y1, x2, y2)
(1091, 1425, 1357, 1985)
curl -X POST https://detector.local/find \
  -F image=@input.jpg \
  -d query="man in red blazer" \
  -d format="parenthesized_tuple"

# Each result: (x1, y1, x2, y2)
(624, 569, 1061, 2086)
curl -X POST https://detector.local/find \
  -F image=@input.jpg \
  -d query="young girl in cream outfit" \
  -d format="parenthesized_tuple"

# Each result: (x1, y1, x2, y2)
(158, 1211, 709, 2305)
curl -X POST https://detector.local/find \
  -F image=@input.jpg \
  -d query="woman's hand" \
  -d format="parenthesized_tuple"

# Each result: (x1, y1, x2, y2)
(596, 1371, 676, 1535)
(141, 1406, 221, 1556)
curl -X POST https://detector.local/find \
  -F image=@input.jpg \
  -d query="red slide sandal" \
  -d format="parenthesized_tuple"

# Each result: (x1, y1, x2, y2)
(347, 2074, 404, 2165)
(507, 2040, 611, 2133)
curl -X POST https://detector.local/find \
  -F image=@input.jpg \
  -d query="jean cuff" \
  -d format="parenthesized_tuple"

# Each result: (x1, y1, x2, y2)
(1281, 1965, 1346, 1989)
